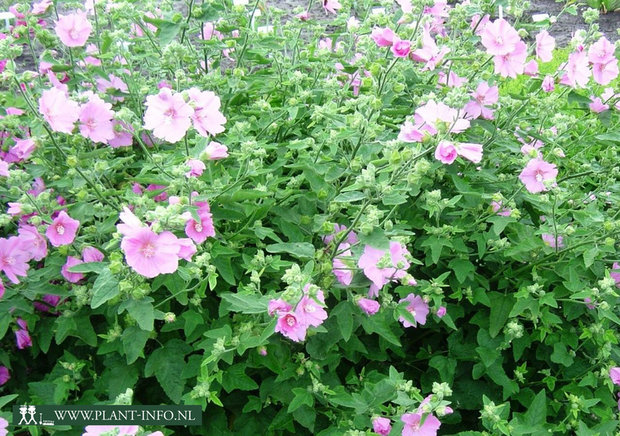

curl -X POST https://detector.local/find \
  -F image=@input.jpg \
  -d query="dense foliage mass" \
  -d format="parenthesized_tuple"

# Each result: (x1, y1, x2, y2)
(0, 0, 619, 434)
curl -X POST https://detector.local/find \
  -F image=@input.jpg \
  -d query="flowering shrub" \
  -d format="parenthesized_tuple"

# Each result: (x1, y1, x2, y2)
(0, 0, 619, 435)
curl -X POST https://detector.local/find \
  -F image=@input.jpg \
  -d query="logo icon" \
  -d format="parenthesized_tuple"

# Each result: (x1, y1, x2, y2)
(17, 405, 38, 425)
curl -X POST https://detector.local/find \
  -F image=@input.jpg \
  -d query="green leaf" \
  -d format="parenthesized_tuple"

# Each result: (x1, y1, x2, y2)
(331, 301, 354, 341)
(288, 388, 314, 413)
(595, 132, 620, 142)
(523, 390, 547, 426)
(550, 343, 574, 367)
(68, 262, 107, 274)
(266, 242, 315, 259)
(121, 326, 150, 365)
(489, 293, 515, 338)
(91, 268, 120, 309)
(429, 355, 457, 384)
(123, 298, 155, 331)
(449, 258, 475, 283)
(333, 191, 366, 202)
(220, 292, 270, 314)
(0, 394, 18, 409)
(221, 364, 259, 392)
(145, 339, 190, 403)
(361, 311, 401, 347)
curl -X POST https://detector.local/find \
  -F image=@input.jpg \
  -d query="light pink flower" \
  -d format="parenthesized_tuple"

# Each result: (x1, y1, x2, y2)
(481, 18, 521, 56)
(401, 412, 441, 436)
(372, 417, 391, 435)
(146, 184, 168, 202)
(471, 14, 490, 35)
(177, 238, 197, 261)
(456, 143, 483, 163)
(535, 30, 555, 63)
(184, 208, 215, 244)
(491, 201, 511, 217)
(519, 158, 558, 193)
(611, 262, 620, 288)
(358, 242, 413, 297)
(83, 426, 139, 436)
(62, 256, 84, 283)
(333, 243, 354, 286)
(187, 88, 226, 137)
(82, 246, 104, 262)
(32, 0, 52, 14)
(296, 287, 328, 328)
(0, 160, 9, 177)
(588, 37, 616, 65)
(589, 97, 609, 113)
(143, 88, 193, 143)
(398, 121, 425, 143)
(398, 294, 429, 328)
(7, 202, 21, 215)
(186, 159, 206, 177)
(592, 58, 619, 86)
(322, 224, 358, 245)
(371, 27, 395, 47)
(268, 299, 292, 317)
(541, 75, 555, 92)
(435, 141, 457, 164)
(559, 49, 590, 88)
(109, 121, 134, 148)
(55, 12, 92, 47)
(5, 138, 36, 163)
(610, 367, 620, 385)
(437, 71, 466, 88)
(602, 88, 620, 111)
(46, 211, 80, 247)
(39, 88, 80, 134)
(392, 38, 412, 58)
(464, 82, 498, 120)
(541, 233, 564, 249)
(0, 279, 4, 299)
(410, 27, 450, 71)
(203, 141, 228, 160)
(79, 94, 115, 143)
(275, 311, 307, 342)
(0, 237, 30, 284)
(0, 366, 9, 386)
(524, 59, 539, 76)
(120, 228, 181, 278)
(322, 0, 341, 14)
(18, 225, 47, 261)
(436, 306, 446, 318)
(358, 298, 380, 315)
(494, 40, 527, 78)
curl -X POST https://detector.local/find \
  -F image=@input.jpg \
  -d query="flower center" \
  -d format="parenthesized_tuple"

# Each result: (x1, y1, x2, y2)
(5, 256, 15, 265)
(495, 36, 503, 46)
(56, 225, 65, 235)
(142, 243, 155, 258)
(305, 304, 315, 313)
(195, 223, 203, 232)
(535, 172, 544, 182)
(286, 315, 296, 327)
(70, 29, 80, 40)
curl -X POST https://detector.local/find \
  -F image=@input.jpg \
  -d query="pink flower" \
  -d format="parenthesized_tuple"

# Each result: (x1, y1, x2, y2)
(481, 18, 521, 56)
(143, 88, 193, 143)
(592, 58, 619, 86)
(120, 227, 181, 278)
(322, 224, 358, 245)
(29, 177, 46, 197)
(275, 312, 307, 342)
(33, 294, 61, 313)
(410, 27, 450, 71)
(372, 417, 391, 435)
(184, 208, 215, 244)
(15, 328, 32, 349)
(588, 37, 616, 65)
(322, 0, 342, 14)
(559, 49, 590, 88)
(602, 88, 620, 111)
(398, 121, 425, 143)
(109, 121, 134, 148)
(46, 211, 80, 247)
(398, 294, 429, 328)
(541, 75, 555, 92)
(146, 184, 168, 202)
(494, 40, 527, 78)
(471, 14, 490, 35)
(187, 88, 226, 137)
(358, 242, 413, 297)
(464, 82, 498, 120)
(437, 71, 466, 88)
(203, 141, 228, 160)
(83, 426, 139, 436)
(456, 142, 483, 163)
(7, 202, 22, 215)
(0, 366, 9, 386)
(436, 306, 446, 318)
(82, 246, 104, 262)
(435, 141, 457, 164)
(392, 38, 412, 58)
(268, 299, 292, 317)
(0, 160, 8, 177)
(611, 262, 620, 288)
(296, 287, 328, 327)
(96, 74, 128, 101)
(524, 59, 539, 76)
(55, 12, 92, 47)
(5, 138, 36, 163)
(401, 413, 441, 436)
(519, 158, 558, 193)
(333, 243, 354, 286)
(18, 225, 47, 261)
(79, 94, 115, 143)
(39, 88, 80, 134)
(32, 0, 52, 15)
(610, 367, 620, 386)
(541, 233, 564, 249)
(0, 279, 4, 299)
(186, 159, 206, 177)
(62, 256, 84, 283)
(0, 237, 30, 284)
(358, 298, 380, 315)
(535, 30, 555, 63)
(589, 97, 609, 113)
(177, 238, 197, 261)
(371, 27, 395, 47)
(491, 201, 511, 217)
